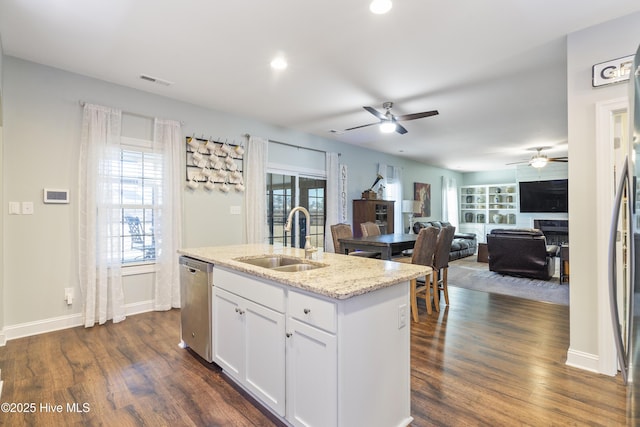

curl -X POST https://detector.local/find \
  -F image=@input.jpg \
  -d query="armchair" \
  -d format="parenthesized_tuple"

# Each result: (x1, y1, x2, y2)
(487, 228, 559, 280)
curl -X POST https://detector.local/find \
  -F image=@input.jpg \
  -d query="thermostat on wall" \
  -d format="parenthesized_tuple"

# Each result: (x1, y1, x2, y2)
(43, 188, 70, 204)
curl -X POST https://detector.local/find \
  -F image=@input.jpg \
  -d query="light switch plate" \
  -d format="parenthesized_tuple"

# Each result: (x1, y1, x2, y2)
(230, 205, 241, 215)
(22, 202, 34, 215)
(9, 202, 20, 215)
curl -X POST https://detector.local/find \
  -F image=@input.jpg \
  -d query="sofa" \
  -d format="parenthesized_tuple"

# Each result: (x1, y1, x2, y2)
(412, 221, 478, 261)
(487, 228, 559, 280)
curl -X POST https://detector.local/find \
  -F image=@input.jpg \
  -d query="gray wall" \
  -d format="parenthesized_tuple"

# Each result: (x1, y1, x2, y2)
(567, 12, 640, 360)
(0, 56, 460, 337)
(462, 169, 516, 186)
(0, 35, 4, 335)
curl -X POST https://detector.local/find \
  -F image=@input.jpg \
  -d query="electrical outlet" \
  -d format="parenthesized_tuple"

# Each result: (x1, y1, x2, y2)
(398, 304, 407, 328)
(64, 288, 74, 305)
(22, 202, 34, 215)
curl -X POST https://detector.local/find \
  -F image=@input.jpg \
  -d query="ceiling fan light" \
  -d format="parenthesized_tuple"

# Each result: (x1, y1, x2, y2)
(370, 0, 392, 14)
(380, 121, 396, 133)
(270, 56, 288, 70)
(530, 157, 548, 168)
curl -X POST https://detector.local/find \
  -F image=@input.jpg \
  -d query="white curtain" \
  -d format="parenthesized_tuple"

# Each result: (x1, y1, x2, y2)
(442, 176, 459, 228)
(79, 103, 125, 327)
(152, 119, 183, 310)
(244, 136, 268, 243)
(377, 163, 387, 199)
(391, 166, 403, 233)
(324, 152, 341, 252)
(382, 165, 403, 233)
(379, 163, 406, 232)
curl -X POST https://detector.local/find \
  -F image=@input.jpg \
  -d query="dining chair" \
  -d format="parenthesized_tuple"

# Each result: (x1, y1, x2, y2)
(330, 223, 379, 258)
(430, 225, 456, 310)
(410, 226, 439, 321)
(360, 221, 381, 237)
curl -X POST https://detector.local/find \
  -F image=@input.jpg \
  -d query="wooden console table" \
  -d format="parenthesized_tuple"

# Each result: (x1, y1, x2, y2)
(477, 242, 489, 263)
(560, 245, 569, 283)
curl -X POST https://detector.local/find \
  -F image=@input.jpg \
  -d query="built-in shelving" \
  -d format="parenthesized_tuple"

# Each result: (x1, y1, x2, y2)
(460, 183, 518, 225)
(459, 183, 518, 243)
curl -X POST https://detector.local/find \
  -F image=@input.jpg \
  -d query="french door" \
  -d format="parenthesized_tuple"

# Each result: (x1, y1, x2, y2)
(267, 172, 326, 251)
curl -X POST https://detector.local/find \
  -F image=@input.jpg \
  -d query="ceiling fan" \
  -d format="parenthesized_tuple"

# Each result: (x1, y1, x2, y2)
(508, 147, 568, 168)
(338, 102, 439, 135)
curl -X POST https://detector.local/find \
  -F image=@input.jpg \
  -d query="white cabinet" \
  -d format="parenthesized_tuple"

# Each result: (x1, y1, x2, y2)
(212, 288, 245, 379)
(458, 223, 487, 243)
(213, 266, 412, 427)
(286, 316, 337, 426)
(213, 269, 286, 416)
(460, 183, 518, 226)
(286, 289, 338, 426)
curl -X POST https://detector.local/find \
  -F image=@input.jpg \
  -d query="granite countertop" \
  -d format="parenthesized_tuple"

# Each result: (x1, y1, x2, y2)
(178, 244, 431, 300)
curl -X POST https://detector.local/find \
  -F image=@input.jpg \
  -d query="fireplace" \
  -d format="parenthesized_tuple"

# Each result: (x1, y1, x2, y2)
(534, 219, 568, 245)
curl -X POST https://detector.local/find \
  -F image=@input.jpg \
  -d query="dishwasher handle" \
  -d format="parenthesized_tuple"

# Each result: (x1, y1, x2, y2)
(179, 256, 214, 273)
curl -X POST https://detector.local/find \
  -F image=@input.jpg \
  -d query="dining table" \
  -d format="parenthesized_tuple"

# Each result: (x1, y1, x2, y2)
(338, 233, 419, 260)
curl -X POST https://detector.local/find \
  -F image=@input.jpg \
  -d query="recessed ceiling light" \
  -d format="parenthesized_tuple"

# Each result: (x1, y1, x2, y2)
(270, 57, 288, 70)
(370, 0, 392, 14)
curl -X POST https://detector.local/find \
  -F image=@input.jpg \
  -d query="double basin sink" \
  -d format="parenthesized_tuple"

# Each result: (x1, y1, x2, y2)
(236, 255, 327, 272)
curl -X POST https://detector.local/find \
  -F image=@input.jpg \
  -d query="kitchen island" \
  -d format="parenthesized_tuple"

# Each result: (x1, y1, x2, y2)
(178, 244, 430, 427)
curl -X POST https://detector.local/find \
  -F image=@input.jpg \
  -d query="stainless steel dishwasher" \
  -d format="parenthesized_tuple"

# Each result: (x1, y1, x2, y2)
(179, 256, 213, 362)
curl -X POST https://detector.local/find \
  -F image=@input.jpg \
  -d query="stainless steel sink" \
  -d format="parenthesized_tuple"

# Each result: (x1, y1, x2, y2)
(237, 255, 303, 268)
(235, 255, 326, 272)
(271, 263, 323, 272)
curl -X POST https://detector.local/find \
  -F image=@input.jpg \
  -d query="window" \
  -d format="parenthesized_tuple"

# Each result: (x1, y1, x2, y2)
(267, 172, 326, 250)
(117, 138, 161, 264)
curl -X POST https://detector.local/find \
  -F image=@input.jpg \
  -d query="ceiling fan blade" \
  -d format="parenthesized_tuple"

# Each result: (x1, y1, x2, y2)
(549, 158, 568, 162)
(395, 123, 408, 134)
(363, 106, 386, 120)
(344, 122, 379, 131)
(506, 160, 529, 165)
(395, 110, 439, 121)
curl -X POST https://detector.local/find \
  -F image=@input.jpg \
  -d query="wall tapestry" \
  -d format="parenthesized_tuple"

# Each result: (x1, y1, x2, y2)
(414, 182, 431, 217)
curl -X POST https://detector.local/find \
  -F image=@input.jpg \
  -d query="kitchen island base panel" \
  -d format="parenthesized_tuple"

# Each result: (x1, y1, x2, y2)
(336, 282, 412, 427)
(213, 266, 412, 427)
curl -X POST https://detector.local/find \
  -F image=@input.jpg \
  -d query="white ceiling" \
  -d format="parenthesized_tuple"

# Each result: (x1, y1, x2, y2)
(1, 0, 640, 171)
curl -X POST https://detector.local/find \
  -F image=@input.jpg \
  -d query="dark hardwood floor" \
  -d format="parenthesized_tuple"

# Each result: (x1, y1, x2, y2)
(0, 286, 632, 426)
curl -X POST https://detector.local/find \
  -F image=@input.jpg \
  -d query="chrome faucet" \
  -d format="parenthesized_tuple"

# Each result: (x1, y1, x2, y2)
(284, 206, 317, 259)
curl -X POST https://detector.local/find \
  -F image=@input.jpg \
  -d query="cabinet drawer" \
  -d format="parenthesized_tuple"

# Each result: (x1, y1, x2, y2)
(215, 267, 285, 313)
(288, 290, 337, 333)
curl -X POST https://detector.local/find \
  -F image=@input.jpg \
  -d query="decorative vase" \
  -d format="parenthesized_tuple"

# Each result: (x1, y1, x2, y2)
(493, 214, 503, 224)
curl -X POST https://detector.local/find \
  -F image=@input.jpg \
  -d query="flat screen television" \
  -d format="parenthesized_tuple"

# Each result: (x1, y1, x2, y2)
(518, 179, 568, 213)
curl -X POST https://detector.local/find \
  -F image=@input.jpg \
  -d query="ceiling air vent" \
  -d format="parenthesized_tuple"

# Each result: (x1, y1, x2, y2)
(139, 74, 173, 86)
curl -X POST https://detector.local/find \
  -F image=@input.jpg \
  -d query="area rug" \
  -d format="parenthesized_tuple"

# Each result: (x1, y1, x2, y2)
(447, 257, 569, 305)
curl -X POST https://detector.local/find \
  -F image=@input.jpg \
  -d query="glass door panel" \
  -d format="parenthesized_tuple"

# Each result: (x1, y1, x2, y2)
(267, 173, 326, 251)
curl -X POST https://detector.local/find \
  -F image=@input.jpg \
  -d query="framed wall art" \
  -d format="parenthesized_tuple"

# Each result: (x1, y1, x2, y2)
(414, 182, 431, 217)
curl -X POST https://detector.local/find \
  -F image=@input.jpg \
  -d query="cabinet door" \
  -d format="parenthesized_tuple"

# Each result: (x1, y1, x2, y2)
(286, 317, 337, 427)
(244, 299, 286, 416)
(212, 287, 244, 380)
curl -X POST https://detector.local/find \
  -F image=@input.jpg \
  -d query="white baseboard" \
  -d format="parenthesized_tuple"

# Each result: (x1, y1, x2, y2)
(566, 347, 601, 373)
(0, 300, 155, 345)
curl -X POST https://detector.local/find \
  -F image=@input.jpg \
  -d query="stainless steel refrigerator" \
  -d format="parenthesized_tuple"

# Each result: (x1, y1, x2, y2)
(609, 43, 640, 422)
